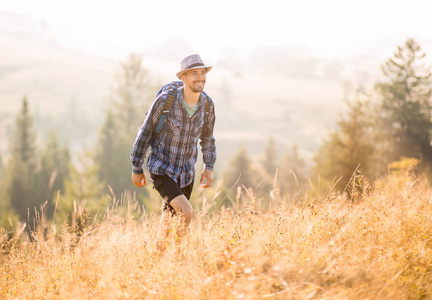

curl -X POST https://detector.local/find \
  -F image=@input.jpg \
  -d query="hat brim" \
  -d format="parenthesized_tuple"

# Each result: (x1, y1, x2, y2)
(176, 66, 212, 79)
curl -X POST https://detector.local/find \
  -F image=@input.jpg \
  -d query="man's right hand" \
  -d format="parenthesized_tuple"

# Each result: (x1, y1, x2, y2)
(131, 173, 146, 188)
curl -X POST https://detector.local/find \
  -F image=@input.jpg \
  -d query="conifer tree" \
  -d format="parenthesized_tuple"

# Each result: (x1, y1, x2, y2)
(375, 39, 432, 165)
(5, 97, 38, 222)
(12, 97, 36, 168)
(38, 131, 70, 216)
(278, 145, 307, 195)
(111, 53, 154, 134)
(256, 137, 279, 198)
(94, 109, 127, 194)
(57, 150, 109, 226)
(218, 146, 257, 206)
(262, 137, 278, 177)
(313, 94, 380, 192)
(222, 146, 256, 200)
(94, 53, 157, 197)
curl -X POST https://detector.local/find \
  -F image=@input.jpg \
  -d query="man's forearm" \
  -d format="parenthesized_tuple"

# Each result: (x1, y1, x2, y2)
(201, 135, 216, 171)
(130, 119, 152, 174)
(130, 96, 164, 173)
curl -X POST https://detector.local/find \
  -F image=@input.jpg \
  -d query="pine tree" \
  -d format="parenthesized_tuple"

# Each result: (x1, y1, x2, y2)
(376, 38, 432, 165)
(94, 53, 157, 198)
(94, 109, 128, 194)
(222, 146, 256, 192)
(313, 93, 380, 192)
(278, 145, 307, 195)
(5, 97, 39, 222)
(57, 150, 109, 227)
(255, 137, 279, 198)
(12, 97, 36, 169)
(262, 137, 278, 177)
(219, 146, 257, 208)
(111, 53, 154, 134)
(37, 131, 70, 216)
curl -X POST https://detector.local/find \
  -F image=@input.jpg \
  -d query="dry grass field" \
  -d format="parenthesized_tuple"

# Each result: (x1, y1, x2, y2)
(1, 172, 432, 299)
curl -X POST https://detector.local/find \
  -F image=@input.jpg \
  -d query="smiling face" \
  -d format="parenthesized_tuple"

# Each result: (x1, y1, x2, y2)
(182, 68, 207, 93)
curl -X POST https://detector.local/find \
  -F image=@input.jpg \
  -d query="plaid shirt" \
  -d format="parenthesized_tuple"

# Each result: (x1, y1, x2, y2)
(131, 86, 216, 188)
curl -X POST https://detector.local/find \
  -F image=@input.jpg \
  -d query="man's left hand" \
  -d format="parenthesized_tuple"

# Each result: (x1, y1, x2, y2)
(200, 169, 213, 188)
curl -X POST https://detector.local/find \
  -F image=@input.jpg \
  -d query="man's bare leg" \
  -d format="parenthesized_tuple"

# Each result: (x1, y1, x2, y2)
(169, 195, 193, 243)
(154, 195, 193, 252)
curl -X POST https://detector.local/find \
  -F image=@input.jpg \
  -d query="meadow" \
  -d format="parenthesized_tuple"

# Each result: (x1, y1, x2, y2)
(1, 171, 432, 299)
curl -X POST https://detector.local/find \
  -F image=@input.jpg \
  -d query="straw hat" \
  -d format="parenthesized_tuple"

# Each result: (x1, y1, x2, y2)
(176, 54, 212, 79)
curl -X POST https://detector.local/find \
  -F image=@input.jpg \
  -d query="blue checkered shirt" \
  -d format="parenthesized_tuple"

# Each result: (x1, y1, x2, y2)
(131, 87, 216, 188)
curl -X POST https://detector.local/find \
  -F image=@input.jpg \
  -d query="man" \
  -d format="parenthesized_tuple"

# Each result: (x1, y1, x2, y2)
(130, 54, 216, 249)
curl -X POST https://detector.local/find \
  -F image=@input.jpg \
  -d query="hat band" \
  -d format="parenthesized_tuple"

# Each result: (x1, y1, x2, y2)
(185, 62, 205, 69)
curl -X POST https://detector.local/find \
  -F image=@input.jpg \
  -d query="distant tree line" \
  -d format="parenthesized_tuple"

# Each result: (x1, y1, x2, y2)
(218, 139, 308, 210)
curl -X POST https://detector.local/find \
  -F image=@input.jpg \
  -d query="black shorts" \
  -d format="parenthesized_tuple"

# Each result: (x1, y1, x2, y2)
(149, 173, 194, 214)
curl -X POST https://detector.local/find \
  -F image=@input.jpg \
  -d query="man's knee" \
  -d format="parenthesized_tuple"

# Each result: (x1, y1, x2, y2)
(178, 204, 193, 222)
(170, 195, 193, 221)
(181, 206, 193, 221)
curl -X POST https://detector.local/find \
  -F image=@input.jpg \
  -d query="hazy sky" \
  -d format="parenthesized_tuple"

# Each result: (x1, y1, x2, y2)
(2, 0, 432, 159)
(2, 0, 432, 61)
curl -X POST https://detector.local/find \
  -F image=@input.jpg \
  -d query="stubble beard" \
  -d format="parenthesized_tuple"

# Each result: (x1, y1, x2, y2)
(189, 80, 205, 93)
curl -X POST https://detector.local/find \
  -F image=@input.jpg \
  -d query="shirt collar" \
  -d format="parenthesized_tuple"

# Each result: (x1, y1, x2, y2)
(177, 87, 204, 108)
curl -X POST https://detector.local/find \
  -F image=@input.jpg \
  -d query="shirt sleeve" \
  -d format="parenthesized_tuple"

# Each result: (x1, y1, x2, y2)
(130, 95, 165, 174)
(200, 98, 217, 171)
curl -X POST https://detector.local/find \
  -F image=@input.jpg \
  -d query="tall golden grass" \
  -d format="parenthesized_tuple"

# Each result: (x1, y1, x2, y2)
(1, 172, 432, 299)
